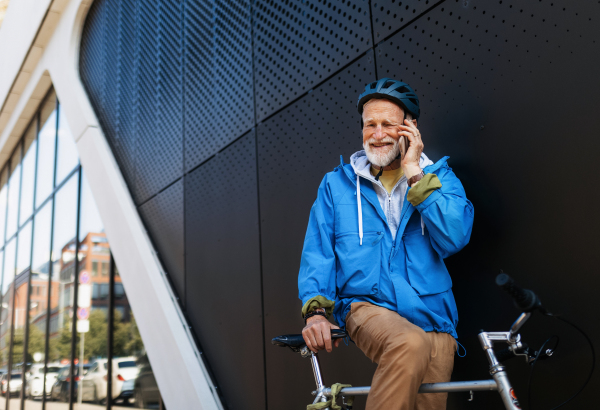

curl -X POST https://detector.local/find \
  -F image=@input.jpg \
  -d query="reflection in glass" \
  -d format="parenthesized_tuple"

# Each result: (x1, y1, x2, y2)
(47, 175, 77, 408)
(75, 173, 108, 409)
(6, 147, 22, 240)
(19, 121, 37, 227)
(24, 202, 52, 409)
(12, 222, 32, 410)
(16, 222, 31, 277)
(35, 93, 57, 209)
(0, 91, 166, 409)
(1, 239, 15, 408)
(114, 267, 161, 409)
(55, 104, 79, 186)
(0, 169, 8, 249)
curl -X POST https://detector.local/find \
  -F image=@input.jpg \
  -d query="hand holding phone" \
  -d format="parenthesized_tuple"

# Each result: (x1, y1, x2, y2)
(398, 118, 424, 178)
(399, 135, 409, 160)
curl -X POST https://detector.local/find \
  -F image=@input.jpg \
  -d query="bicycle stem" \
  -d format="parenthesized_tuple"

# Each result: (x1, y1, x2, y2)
(478, 329, 524, 410)
(509, 312, 530, 341)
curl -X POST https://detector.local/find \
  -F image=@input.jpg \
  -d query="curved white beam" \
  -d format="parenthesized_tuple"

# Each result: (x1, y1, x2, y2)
(0, 1, 223, 409)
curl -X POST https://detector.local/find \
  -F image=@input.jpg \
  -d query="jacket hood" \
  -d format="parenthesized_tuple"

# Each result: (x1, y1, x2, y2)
(349, 150, 434, 179)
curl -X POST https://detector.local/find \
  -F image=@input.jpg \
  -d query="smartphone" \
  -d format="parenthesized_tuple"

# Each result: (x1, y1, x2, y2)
(400, 135, 409, 159)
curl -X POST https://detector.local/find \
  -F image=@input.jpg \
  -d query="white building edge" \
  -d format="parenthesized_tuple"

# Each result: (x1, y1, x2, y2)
(0, 0, 223, 408)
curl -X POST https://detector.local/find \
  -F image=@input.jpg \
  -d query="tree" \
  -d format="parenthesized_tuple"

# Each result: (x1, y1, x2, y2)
(113, 312, 143, 357)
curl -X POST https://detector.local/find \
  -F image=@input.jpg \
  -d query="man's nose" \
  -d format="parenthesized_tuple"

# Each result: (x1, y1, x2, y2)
(374, 125, 384, 140)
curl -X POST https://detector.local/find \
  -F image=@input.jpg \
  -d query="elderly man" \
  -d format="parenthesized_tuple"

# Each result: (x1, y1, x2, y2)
(298, 78, 474, 409)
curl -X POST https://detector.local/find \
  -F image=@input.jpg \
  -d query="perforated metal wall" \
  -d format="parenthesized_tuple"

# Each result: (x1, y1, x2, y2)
(79, 0, 600, 408)
(139, 180, 185, 305)
(185, 131, 265, 410)
(185, 0, 254, 171)
(253, 0, 373, 120)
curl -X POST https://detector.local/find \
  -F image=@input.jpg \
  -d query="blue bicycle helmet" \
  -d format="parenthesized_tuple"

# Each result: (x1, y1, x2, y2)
(357, 78, 420, 120)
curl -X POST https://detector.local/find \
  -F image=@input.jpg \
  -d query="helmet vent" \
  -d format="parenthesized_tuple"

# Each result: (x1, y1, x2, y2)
(369, 82, 377, 89)
(382, 80, 396, 89)
(396, 86, 410, 94)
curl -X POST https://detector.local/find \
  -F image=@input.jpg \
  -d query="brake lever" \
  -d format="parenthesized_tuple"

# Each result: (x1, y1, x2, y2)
(527, 347, 555, 365)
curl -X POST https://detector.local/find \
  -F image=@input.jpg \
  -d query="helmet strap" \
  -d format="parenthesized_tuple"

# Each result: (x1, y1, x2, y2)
(374, 166, 384, 181)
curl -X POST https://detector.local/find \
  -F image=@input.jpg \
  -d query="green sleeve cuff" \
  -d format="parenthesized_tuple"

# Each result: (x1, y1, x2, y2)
(407, 174, 442, 206)
(301, 296, 335, 319)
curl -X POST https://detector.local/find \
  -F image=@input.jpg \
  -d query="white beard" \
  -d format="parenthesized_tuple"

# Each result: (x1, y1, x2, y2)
(363, 137, 401, 167)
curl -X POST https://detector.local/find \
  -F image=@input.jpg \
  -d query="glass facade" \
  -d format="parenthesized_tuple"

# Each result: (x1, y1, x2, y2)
(0, 90, 163, 410)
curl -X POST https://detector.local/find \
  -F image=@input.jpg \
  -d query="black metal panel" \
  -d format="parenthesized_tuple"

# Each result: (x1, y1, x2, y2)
(81, 0, 139, 196)
(377, 1, 600, 408)
(253, 0, 373, 121)
(185, 131, 265, 410)
(134, 0, 184, 203)
(257, 54, 378, 410)
(184, 0, 254, 172)
(114, 0, 138, 188)
(79, 0, 600, 408)
(371, 0, 439, 44)
(139, 180, 186, 307)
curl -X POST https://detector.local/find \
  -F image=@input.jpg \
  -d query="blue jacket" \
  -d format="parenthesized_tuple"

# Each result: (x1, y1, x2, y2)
(298, 155, 474, 337)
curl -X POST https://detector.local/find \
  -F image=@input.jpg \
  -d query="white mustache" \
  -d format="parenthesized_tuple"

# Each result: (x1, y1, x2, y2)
(366, 137, 397, 146)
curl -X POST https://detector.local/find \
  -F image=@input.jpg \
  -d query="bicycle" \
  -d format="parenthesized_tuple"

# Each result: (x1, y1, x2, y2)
(272, 274, 594, 409)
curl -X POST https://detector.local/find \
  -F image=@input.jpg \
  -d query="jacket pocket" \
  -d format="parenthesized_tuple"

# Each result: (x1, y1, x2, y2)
(403, 229, 452, 295)
(335, 231, 383, 298)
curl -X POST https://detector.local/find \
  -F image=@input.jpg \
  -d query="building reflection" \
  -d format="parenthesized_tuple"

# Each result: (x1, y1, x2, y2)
(0, 91, 163, 409)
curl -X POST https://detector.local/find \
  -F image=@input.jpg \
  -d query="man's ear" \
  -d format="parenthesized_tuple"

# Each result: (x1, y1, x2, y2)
(412, 119, 418, 128)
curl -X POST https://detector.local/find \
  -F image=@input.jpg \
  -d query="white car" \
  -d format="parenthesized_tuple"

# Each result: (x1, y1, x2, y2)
(0, 373, 22, 396)
(25, 363, 62, 399)
(81, 357, 139, 403)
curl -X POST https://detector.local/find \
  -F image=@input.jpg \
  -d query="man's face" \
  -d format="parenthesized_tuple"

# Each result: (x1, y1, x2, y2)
(362, 99, 405, 167)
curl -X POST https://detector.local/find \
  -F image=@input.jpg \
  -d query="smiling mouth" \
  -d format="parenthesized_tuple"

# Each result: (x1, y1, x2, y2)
(371, 143, 392, 148)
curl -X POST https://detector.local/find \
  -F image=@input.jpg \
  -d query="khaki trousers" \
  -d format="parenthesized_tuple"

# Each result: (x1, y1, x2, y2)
(346, 302, 456, 410)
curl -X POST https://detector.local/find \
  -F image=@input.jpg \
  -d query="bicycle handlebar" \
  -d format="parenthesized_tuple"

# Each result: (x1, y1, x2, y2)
(495, 343, 529, 362)
(495, 273, 542, 313)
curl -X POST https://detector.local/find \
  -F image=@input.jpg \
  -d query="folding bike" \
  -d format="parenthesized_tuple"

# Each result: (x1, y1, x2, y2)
(273, 274, 564, 410)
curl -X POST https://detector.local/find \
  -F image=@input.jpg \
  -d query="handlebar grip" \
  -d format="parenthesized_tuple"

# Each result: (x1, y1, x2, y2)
(496, 273, 542, 312)
(495, 347, 516, 362)
(331, 329, 348, 339)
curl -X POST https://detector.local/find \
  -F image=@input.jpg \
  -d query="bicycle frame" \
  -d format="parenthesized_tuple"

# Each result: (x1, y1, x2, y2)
(307, 312, 531, 410)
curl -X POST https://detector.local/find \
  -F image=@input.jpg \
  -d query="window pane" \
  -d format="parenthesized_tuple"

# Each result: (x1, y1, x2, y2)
(1, 238, 16, 404)
(16, 221, 32, 275)
(114, 265, 163, 409)
(55, 102, 79, 186)
(31, 202, 52, 276)
(75, 172, 107, 409)
(24, 202, 52, 409)
(13, 222, 31, 410)
(48, 174, 77, 409)
(6, 146, 22, 239)
(35, 93, 57, 209)
(19, 120, 38, 226)
(0, 168, 8, 248)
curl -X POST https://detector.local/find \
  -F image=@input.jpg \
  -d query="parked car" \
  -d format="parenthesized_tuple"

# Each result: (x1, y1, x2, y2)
(50, 364, 91, 402)
(25, 363, 62, 400)
(0, 373, 23, 397)
(81, 357, 139, 404)
(133, 356, 160, 409)
(117, 378, 135, 405)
